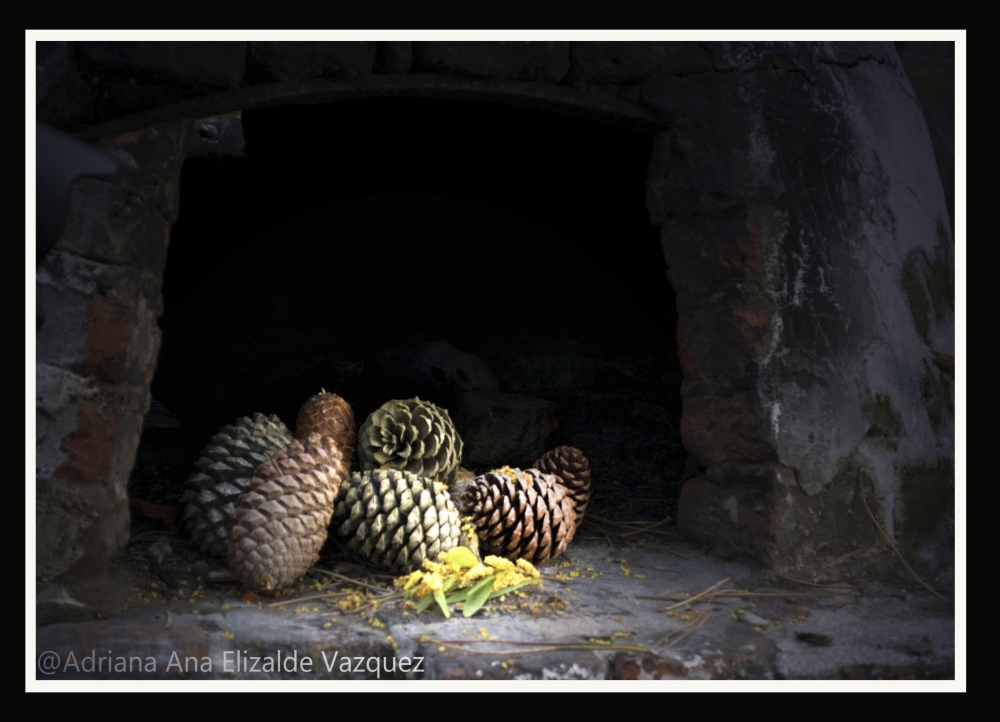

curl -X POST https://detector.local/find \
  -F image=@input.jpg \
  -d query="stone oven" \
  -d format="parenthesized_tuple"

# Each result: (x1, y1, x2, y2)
(35, 41, 955, 628)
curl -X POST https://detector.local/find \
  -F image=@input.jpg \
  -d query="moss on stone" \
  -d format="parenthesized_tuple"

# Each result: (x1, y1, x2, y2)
(862, 393, 902, 448)
(894, 458, 953, 551)
(902, 253, 931, 342)
(919, 364, 953, 433)
(902, 247, 954, 343)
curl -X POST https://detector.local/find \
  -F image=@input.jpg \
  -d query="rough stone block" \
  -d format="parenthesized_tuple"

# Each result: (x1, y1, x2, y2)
(568, 41, 713, 85)
(36, 378, 150, 581)
(92, 120, 190, 223)
(78, 41, 246, 91)
(893, 458, 954, 577)
(677, 460, 901, 577)
(38, 252, 163, 387)
(245, 42, 376, 82)
(660, 206, 767, 294)
(412, 41, 569, 83)
(54, 178, 170, 275)
(671, 286, 775, 398)
(642, 71, 811, 214)
(681, 393, 776, 466)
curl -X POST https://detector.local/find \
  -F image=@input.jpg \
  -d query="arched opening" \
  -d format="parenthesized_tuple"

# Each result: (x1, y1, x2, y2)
(129, 97, 687, 537)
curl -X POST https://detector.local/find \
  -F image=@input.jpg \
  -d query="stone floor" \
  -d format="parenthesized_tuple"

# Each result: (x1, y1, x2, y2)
(33, 535, 959, 683)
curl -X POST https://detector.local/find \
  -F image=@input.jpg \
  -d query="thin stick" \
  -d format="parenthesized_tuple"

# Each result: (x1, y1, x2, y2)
(654, 610, 721, 653)
(425, 638, 650, 655)
(654, 578, 730, 612)
(267, 591, 352, 608)
(774, 574, 862, 591)
(308, 568, 394, 595)
(820, 543, 880, 569)
(615, 517, 672, 538)
(637, 590, 855, 605)
(858, 475, 949, 604)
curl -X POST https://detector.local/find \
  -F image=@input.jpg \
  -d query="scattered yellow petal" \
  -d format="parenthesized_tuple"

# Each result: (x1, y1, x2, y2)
(221, 632, 235, 640)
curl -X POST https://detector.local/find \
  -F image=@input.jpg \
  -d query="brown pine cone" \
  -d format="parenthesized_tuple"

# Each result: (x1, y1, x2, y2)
(533, 446, 591, 528)
(227, 433, 343, 593)
(182, 413, 293, 558)
(295, 389, 356, 474)
(457, 467, 576, 564)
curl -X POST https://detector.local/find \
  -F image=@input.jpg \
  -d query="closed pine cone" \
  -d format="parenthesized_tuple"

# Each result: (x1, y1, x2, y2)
(182, 413, 293, 558)
(295, 389, 356, 474)
(533, 446, 591, 529)
(333, 469, 462, 573)
(457, 467, 576, 565)
(227, 433, 343, 593)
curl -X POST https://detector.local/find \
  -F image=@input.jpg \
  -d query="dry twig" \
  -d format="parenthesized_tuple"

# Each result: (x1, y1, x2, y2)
(858, 476, 950, 604)
(309, 568, 394, 595)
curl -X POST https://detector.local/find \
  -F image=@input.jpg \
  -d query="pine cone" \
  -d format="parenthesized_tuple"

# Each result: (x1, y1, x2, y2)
(357, 397, 463, 485)
(227, 433, 343, 593)
(333, 469, 462, 573)
(295, 389, 356, 473)
(533, 446, 591, 529)
(182, 413, 293, 558)
(457, 467, 577, 564)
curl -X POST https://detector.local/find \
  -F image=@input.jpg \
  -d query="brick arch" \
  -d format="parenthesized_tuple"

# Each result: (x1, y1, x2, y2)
(36, 41, 954, 590)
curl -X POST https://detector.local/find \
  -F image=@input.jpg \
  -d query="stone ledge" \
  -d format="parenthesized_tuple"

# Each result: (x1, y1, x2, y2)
(33, 541, 954, 681)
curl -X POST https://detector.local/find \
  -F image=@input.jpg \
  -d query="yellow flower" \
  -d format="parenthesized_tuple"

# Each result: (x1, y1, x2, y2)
(484, 556, 515, 572)
(515, 558, 540, 578)
(401, 571, 423, 590)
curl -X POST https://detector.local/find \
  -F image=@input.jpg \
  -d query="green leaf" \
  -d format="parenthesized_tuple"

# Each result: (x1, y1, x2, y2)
(445, 588, 471, 604)
(487, 581, 532, 600)
(444, 546, 480, 568)
(442, 577, 458, 593)
(462, 576, 497, 618)
(415, 592, 436, 614)
(433, 588, 452, 619)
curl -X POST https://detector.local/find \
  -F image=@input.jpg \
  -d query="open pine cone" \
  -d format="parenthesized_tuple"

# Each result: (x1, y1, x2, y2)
(532, 446, 591, 529)
(333, 469, 461, 573)
(357, 397, 463, 485)
(227, 433, 343, 593)
(182, 413, 293, 558)
(295, 389, 356, 473)
(458, 467, 577, 564)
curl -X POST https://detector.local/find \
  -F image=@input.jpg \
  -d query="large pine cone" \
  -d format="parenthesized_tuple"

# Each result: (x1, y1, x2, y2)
(227, 433, 343, 593)
(295, 389, 356, 473)
(532, 446, 591, 529)
(357, 397, 463, 485)
(182, 413, 293, 558)
(333, 469, 461, 573)
(458, 467, 577, 564)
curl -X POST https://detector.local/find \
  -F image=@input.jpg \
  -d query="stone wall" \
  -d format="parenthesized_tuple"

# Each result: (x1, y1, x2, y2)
(35, 40, 954, 588)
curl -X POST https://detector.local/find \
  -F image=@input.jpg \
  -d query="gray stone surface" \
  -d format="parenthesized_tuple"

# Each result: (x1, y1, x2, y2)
(77, 41, 246, 90)
(568, 41, 713, 85)
(33, 540, 956, 680)
(35, 121, 186, 582)
(640, 41, 954, 573)
(246, 42, 376, 82)
(412, 41, 570, 83)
